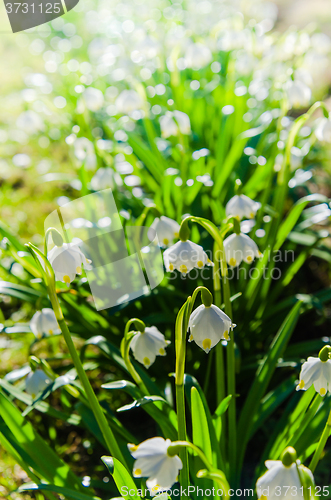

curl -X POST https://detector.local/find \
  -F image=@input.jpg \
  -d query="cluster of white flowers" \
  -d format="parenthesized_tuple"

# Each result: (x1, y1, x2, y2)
(160, 194, 262, 274)
(127, 440, 315, 498)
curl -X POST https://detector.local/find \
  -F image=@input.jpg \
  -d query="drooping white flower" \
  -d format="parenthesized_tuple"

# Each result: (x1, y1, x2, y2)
(226, 194, 261, 220)
(256, 457, 314, 500)
(48, 243, 91, 286)
(315, 118, 331, 143)
(83, 87, 104, 111)
(149, 216, 180, 247)
(128, 437, 182, 493)
(160, 111, 191, 138)
(224, 233, 261, 267)
(285, 80, 311, 109)
(25, 370, 52, 398)
(115, 90, 143, 115)
(163, 240, 213, 275)
(188, 304, 235, 353)
(296, 356, 331, 397)
(185, 43, 212, 69)
(130, 326, 170, 368)
(30, 308, 61, 339)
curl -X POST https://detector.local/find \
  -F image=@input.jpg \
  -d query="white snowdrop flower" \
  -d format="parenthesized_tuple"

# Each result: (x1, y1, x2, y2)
(48, 242, 91, 286)
(315, 118, 331, 143)
(130, 326, 170, 369)
(16, 110, 44, 134)
(224, 233, 261, 267)
(25, 370, 52, 398)
(296, 355, 331, 397)
(163, 240, 213, 275)
(149, 216, 180, 247)
(115, 90, 143, 114)
(128, 437, 182, 493)
(159, 111, 191, 138)
(30, 308, 61, 339)
(285, 80, 311, 109)
(256, 449, 314, 500)
(90, 168, 115, 191)
(226, 194, 261, 220)
(185, 43, 212, 69)
(188, 304, 235, 353)
(83, 87, 104, 111)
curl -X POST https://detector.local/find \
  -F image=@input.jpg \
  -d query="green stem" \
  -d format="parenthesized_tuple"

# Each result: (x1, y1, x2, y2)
(213, 242, 226, 457)
(169, 440, 231, 498)
(218, 239, 236, 483)
(175, 301, 190, 491)
(121, 320, 149, 395)
(176, 384, 189, 490)
(56, 314, 126, 465)
(36, 252, 127, 467)
(180, 216, 237, 482)
(309, 408, 331, 472)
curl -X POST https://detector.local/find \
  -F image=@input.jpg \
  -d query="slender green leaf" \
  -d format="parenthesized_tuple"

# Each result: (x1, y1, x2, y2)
(102, 456, 140, 500)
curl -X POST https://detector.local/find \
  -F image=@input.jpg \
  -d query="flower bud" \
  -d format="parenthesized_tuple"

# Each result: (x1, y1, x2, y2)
(281, 447, 297, 467)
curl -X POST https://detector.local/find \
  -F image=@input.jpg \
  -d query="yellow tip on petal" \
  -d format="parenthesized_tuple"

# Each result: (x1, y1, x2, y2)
(152, 485, 160, 492)
(76, 266, 82, 274)
(189, 334, 193, 341)
(320, 388, 327, 396)
(169, 263, 174, 271)
(246, 255, 253, 263)
(229, 258, 236, 266)
(63, 275, 71, 284)
(260, 495, 267, 500)
(223, 330, 229, 340)
(159, 348, 165, 355)
(143, 357, 150, 367)
(179, 264, 188, 274)
(49, 330, 53, 336)
(250, 212, 254, 218)
(133, 468, 142, 477)
(128, 444, 138, 452)
(202, 338, 211, 351)
(163, 238, 169, 245)
(174, 232, 179, 238)
(197, 260, 203, 268)
(298, 380, 305, 389)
